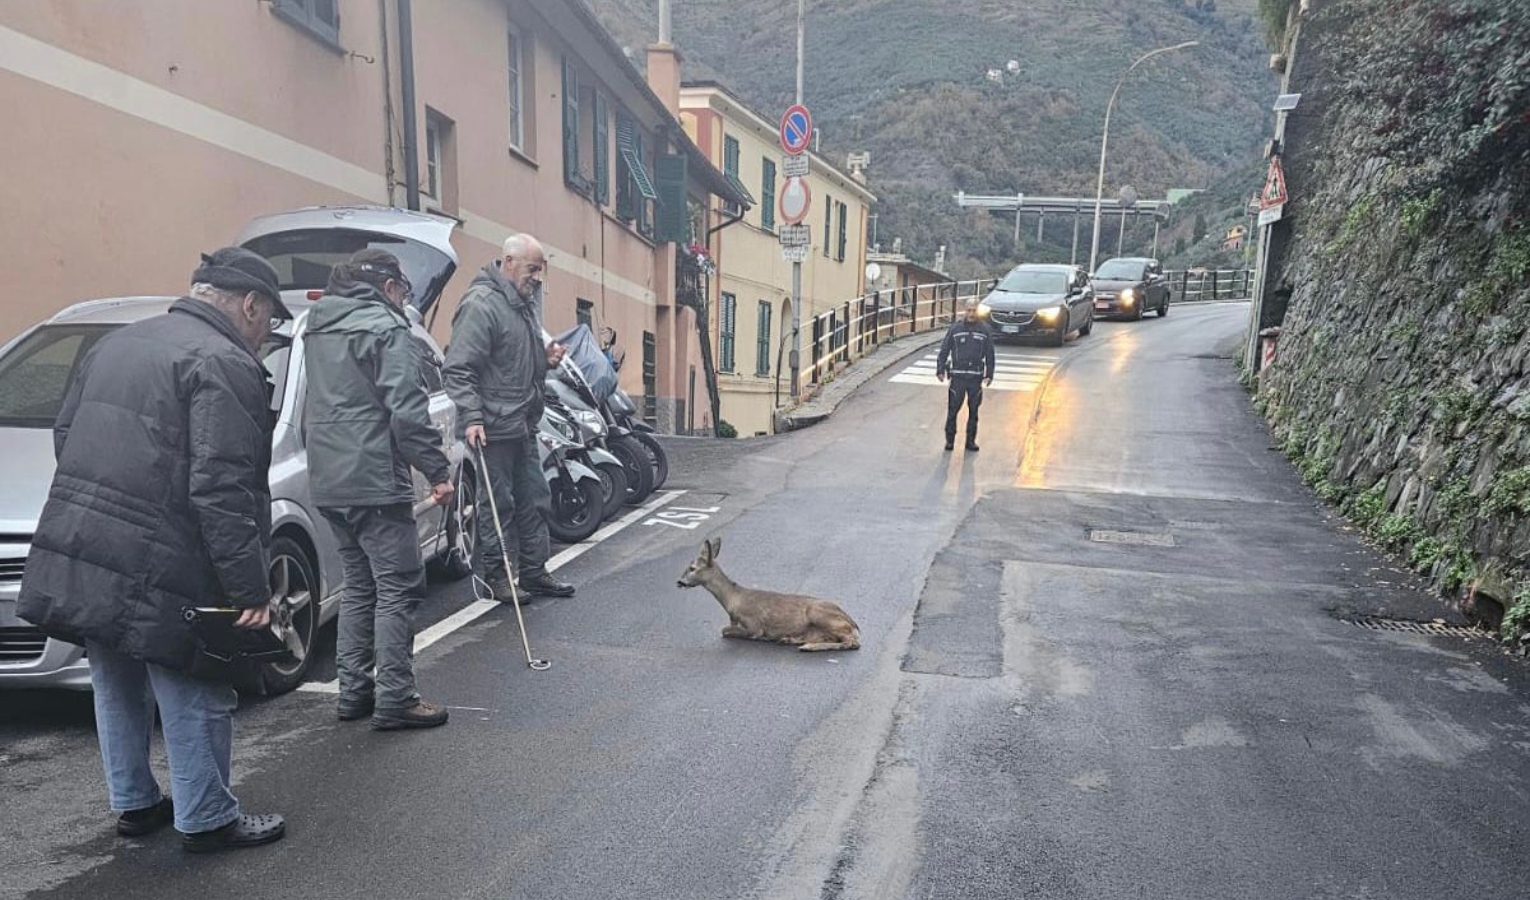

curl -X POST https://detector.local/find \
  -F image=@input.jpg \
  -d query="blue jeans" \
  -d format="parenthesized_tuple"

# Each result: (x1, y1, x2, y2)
(87, 642, 240, 833)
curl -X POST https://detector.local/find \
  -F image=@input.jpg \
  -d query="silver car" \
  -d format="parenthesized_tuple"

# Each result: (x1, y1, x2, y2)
(0, 207, 476, 694)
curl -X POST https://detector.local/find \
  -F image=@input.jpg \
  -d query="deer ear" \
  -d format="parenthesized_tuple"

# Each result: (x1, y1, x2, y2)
(710, 536, 723, 557)
(699, 539, 713, 563)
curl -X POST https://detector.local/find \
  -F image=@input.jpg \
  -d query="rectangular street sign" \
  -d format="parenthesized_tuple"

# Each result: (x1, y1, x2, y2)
(778, 223, 810, 246)
(782, 154, 809, 178)
(781, 244, 809, 263)
(1258, 203, 1284, 226)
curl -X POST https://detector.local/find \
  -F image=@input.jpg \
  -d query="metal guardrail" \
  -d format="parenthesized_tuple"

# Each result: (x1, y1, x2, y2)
(1165, 269, 1255, 303)
(805, 279, 997, 385)
(799, 269, 1250, 388)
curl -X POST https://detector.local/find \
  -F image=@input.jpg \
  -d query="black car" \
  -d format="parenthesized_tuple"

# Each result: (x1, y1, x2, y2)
(979, 264, 1095, 346)
(1091, 257, 1170, 320)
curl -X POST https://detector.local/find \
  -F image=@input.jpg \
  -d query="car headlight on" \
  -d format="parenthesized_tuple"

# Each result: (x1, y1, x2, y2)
(978, 303, 992, 317)
(1034, 306, 1062, 322)
(1121, 288, 1137, 304)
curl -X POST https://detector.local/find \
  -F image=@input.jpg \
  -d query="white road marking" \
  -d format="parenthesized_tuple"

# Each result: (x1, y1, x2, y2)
(296, 489, 687, 695)
(889, 351, 1056, 392)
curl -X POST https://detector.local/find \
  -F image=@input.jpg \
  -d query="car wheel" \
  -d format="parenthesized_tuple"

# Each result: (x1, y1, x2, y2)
(1047, 313, 1068, 347)
(1131, 300, 1145, 321)
(248, 536, 318, 696)
(1158, 296, 1170, 318)
(1080, 311, 1094, 336)
(429, 465, 475, 581)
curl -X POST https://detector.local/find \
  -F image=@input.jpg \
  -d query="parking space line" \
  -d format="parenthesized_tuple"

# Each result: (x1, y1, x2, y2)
(295, 489, 687, 695)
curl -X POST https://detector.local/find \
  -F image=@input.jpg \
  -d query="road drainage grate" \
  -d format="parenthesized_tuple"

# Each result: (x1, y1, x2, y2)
(1342, 615, 1489, 640)
(1089, 529, 1176, 547)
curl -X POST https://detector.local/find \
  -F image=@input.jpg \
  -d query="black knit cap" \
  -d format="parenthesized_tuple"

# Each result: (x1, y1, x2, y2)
(192, 247, 293, 320)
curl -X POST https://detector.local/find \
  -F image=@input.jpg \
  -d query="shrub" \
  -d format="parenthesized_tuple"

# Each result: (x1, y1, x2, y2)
(716, 419, 737, 439)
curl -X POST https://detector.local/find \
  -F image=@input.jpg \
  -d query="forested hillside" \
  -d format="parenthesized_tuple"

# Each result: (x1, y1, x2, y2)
(590, 0, 1276, 276)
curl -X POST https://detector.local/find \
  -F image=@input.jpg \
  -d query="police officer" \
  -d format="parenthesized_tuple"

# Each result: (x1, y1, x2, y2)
(935, 298, 996, 452)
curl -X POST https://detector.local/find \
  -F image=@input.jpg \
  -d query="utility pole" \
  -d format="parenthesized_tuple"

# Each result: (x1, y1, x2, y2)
(789, 0, 805, 398)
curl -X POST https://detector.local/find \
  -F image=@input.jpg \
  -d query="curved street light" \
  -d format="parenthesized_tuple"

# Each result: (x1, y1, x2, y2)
(1087, 40, 1199, 275)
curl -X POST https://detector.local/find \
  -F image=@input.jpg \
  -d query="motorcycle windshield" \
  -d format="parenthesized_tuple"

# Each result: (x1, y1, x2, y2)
(553, 324, 619, 402)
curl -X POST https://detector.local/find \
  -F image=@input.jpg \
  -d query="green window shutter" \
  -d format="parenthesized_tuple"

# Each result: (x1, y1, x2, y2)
(723, 136, 741, 214)
(562, 57, 579, 189)
(719, 292, 736, 372)
(654, 153, 688, 243)
(634, 131, 652, 234)
(823, 195, 832, 257)
(593, 94, 609, 205)
(761, 158, 776, 231)
(837, 202, 848, 261)
(756, 301, 772, 375)
(615, 114, 635, 220)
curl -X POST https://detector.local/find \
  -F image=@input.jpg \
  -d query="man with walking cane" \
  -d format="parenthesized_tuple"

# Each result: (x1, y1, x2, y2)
(304, 249, 455, 730)
(443, 233, 575, 601)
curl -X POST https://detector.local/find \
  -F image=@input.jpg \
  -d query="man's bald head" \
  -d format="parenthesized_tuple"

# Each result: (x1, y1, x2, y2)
(498, 233, 547, 298)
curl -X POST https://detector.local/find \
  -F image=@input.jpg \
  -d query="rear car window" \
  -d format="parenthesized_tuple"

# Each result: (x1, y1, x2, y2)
(0, 325, 116, 428)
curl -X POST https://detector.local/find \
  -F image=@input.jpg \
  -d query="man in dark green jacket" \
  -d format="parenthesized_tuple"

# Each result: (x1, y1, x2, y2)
(443, 233, 574, 600)
(303, 249, 454, 730)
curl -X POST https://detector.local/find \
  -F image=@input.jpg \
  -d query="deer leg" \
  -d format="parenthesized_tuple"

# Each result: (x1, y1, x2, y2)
(798, 640, 860, 652)
(721, 624, 749, 639)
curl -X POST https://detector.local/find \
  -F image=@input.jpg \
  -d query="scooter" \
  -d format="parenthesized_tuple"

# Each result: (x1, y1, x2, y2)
(547, 326, 659, 505)
(597, 325, 668, 490)
(536, 411, 606, 545)
(543, 399, 628, 521)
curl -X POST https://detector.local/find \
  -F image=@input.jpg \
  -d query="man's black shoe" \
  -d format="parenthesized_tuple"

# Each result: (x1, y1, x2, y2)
(519, 571, 575, 597)
(372, 701, 450, 731)
(117, 798, 173, 837)
(474, 565, 516, 603)
(337, 697, 375, 721)
(181, 813, 285, 853)
(965, 443, 980, 452)
(944, 440, 955, 452)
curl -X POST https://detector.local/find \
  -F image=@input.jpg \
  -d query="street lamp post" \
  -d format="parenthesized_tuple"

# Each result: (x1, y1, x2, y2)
(1087, 41, 1198, 275)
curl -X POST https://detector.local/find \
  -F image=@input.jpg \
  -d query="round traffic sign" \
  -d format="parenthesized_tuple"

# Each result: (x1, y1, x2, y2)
(780, 104, 812, 155)
(778, 176, 811, 225)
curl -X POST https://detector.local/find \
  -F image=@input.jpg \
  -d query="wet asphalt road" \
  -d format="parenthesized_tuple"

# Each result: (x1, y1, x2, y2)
(3, 302, 1528, 900)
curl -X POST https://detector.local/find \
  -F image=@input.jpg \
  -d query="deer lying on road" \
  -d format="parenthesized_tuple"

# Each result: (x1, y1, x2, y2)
(677, 538, 861, 652)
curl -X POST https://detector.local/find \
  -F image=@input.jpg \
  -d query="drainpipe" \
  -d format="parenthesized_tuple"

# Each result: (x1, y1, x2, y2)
(398, 0, 420, 211)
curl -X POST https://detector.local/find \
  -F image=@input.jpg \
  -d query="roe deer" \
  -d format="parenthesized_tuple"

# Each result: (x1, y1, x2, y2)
(676, 538, 860, 652)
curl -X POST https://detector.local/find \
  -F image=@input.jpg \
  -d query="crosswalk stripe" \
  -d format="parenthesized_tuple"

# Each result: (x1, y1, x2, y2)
(889, 350, 1056, 392)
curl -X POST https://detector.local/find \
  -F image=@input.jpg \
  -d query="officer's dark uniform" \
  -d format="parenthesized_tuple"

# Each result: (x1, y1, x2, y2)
(935, 316, 996, 451)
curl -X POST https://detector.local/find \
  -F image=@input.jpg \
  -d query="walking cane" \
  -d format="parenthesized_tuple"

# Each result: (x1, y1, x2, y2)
(471, 443, 551, 671)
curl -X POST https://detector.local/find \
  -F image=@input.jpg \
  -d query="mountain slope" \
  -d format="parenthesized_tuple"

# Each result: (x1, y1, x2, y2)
(590, 0, 1275, 276)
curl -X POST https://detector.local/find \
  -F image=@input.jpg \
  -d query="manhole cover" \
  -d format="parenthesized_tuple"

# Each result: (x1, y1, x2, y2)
(1089, 529, 1176, 547)
(1342, 615, 1488, 640)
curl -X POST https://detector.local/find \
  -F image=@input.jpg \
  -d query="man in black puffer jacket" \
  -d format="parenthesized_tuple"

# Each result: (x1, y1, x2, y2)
(18, 248, 290, 853)
(303, 249, 454, 731)
(936, 298, 996, 452)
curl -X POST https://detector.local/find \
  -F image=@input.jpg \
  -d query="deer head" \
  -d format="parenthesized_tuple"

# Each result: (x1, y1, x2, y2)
(677, 537, 722, 588)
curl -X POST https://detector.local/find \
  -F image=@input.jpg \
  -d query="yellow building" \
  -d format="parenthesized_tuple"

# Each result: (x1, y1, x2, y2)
(679, 82, 876, 436)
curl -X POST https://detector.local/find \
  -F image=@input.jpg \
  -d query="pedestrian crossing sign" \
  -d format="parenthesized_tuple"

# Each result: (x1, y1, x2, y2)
(1261, 158, 1288, 209)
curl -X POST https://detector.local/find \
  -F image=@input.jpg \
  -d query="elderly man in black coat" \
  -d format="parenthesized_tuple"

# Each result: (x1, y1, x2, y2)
(18, 248, 291, 853)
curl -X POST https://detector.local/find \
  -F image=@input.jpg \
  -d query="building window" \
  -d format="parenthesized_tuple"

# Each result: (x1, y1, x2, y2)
(425, 118, 441, 199)
(273, 0, 340, 48)
(756, 300, 772, 376)
(719, 292, 737, 372)
(761, 158, 776, 232)
(616, 113, 657, 231)
(507, 28, 525, 150)
(823, 194, 832, 258)
(576, 299, 594, 329)
(836, 201, 848, 262)
(723, 136, 741, 216)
